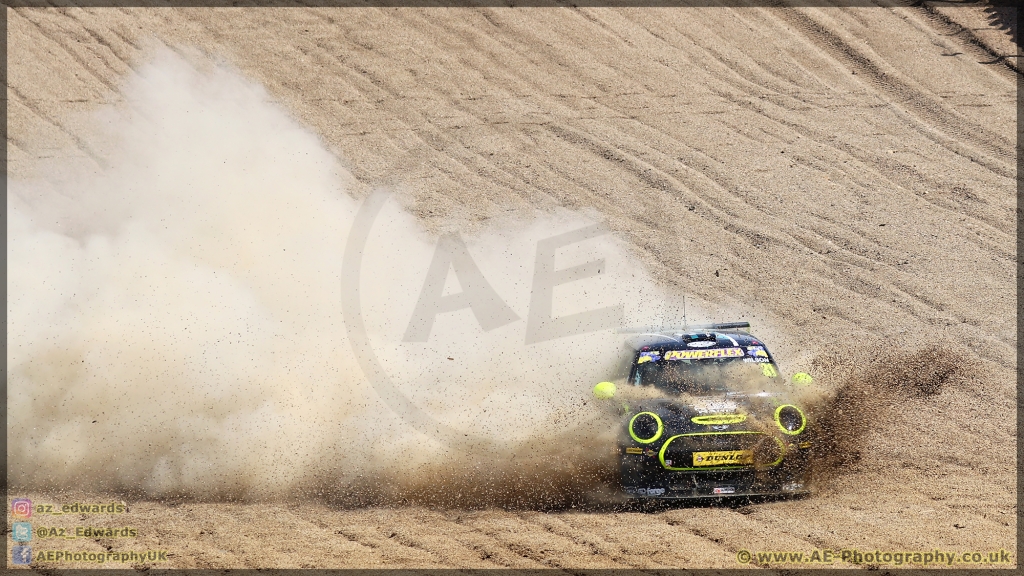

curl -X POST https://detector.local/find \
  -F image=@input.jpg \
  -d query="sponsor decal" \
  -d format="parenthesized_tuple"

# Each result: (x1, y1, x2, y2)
(626, 487, 665, 496)
(747, 346, 769, 358)
(799, 441, 812, 449)
(644, 448, 656, 457)
(687, 340, 716, 348)
(625, 447, 643, 455)
(637, 488, 665, 496)
(637, 351, 661, 364)
(743, 357, 771, 363)
(713, 486, 736, 495)
(665, 347, 743, 360)
(782, 482, 804, 492)
(692, 449, 754, 467)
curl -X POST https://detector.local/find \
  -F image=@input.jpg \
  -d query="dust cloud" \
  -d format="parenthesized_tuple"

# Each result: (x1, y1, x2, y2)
(6, 48, 669, 507)
(804, 344, 975, 485)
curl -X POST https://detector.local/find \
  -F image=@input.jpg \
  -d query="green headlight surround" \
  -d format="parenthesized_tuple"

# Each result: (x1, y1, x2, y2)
(774, 404, 806, 435)
(629, 412, 664, 444)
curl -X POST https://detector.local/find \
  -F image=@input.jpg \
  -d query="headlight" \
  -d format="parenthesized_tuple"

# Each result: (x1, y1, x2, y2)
(629, 412, 664, 444)
(774, 405, 806, 435)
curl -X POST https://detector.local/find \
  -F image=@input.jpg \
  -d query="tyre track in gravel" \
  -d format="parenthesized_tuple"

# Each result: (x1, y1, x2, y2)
(767, 4, 1014, 173)
(542, 113, 1014, 363)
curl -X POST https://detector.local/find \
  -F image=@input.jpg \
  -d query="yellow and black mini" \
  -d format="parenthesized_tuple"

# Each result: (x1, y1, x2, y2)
(614, 323, 813, 499)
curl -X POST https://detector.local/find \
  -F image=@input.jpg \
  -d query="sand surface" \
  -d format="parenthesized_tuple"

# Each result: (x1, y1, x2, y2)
(6, 2, 1017, 570)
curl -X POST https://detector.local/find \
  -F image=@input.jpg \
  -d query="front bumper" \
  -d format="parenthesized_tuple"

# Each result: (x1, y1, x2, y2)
(622, 469, 810, 499)
(619, 437, 813, 499)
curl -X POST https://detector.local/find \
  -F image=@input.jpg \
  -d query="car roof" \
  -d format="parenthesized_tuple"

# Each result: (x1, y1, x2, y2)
(628, 330, 766, 351)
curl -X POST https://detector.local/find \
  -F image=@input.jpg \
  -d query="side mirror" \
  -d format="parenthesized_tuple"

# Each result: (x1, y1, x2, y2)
(593, 381, 616, 399)
(791, 372, 813, 386)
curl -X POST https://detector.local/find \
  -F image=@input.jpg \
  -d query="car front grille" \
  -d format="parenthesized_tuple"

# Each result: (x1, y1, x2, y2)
(659, 431, 785, 470)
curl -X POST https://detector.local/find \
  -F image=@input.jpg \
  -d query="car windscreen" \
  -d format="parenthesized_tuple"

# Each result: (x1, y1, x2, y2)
(632, 346, 782, 394)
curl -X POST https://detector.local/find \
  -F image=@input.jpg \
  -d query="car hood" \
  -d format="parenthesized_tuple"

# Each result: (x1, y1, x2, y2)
(629, 391, 798, 434)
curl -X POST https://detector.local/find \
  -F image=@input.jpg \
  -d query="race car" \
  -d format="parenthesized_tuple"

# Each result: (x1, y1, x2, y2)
(596, 322, 814, 500)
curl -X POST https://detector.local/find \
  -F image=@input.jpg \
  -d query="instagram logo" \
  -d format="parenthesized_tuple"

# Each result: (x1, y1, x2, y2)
(11, 498, 32, 518)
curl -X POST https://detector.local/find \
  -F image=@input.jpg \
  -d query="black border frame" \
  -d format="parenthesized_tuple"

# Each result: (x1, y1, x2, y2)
(1, 0, 1019, 572)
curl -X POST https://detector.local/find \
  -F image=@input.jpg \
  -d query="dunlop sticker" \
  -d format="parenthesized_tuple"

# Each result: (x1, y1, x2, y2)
(692, 449, 754, 466)
(665, 347, 744, 361)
